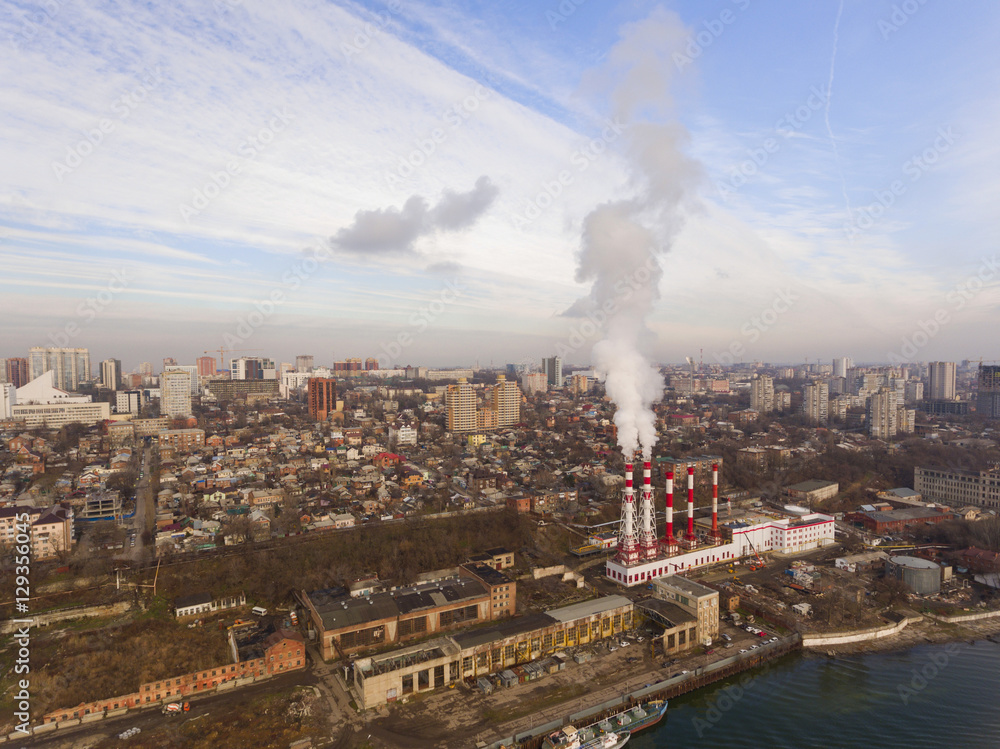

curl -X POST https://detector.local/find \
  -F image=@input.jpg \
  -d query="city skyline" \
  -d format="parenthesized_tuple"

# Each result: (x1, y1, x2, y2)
(2, 1, 999, 367)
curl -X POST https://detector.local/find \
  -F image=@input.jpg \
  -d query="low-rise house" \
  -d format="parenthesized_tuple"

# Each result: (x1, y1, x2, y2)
(173, 591, 246, 618)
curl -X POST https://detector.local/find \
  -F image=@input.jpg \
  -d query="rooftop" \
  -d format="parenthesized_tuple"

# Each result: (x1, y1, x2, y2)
(654, 575, 717, 599)
(546, 595, 632, 624)
(307, 577, 488, 632)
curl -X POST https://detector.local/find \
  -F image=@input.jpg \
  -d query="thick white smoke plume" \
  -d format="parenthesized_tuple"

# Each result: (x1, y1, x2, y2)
(573, 8, 700, 459)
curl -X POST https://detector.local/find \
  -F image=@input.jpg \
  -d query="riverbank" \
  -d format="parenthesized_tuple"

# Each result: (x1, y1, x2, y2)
(351, 609, 1000, 748)
(809, 610, 1000, 658)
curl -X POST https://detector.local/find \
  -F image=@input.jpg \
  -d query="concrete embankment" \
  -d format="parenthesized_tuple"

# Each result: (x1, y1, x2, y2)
(485, 635, 802, 749)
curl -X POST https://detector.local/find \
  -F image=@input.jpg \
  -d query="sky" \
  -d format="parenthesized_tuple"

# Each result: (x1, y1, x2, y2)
(2, 0, 999, 372)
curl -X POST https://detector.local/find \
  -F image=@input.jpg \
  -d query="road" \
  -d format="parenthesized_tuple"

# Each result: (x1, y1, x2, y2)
(127, 446, 154, 562)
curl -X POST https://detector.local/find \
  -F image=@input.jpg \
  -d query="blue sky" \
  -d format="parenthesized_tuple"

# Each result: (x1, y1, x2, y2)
(1, 0, 998, 371)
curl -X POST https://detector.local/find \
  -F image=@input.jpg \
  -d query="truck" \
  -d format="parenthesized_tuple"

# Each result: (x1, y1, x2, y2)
(162, 702, 190, 715)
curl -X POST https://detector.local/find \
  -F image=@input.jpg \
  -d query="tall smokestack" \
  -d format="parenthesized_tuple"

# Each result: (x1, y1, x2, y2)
(616, 463, 640, 566)
(711, 463, 719, 539)
(639, 460, 657, 559)
(686, 465, 696, 542)
(663, 469, 677, 551)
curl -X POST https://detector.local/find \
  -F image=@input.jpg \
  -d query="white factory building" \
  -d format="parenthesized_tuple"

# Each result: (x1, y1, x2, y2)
(606, 509, 836, 587)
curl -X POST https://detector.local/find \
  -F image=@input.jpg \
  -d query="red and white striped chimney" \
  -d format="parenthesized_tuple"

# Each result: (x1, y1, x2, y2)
(711, 463, 719, 537)
(686, 465, 696, 541)
(665, 470, 674, 543)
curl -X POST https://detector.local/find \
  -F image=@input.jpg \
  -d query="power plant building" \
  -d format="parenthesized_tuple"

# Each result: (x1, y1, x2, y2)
(606, 462, 834, 587)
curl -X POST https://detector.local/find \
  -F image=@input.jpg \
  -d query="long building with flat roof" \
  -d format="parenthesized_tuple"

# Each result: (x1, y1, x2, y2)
(352, 595, 635, 709)
(304, 576, 494, 660)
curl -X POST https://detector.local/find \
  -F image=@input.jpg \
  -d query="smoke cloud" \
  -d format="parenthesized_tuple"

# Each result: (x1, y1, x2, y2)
(573, 8, 701, 460)
(332, 176, 498, 255)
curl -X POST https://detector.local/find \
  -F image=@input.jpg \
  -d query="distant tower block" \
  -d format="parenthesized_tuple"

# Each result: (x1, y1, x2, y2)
(661, 469, 679, 554)
(710, 463, 722, 541)
(685, 466, 697, 542)
(638, 460, 658, 560)
(616, 463, 640, 566)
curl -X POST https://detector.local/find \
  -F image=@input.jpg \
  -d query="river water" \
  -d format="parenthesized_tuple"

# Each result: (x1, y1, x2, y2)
(629, 640, 1000, 748)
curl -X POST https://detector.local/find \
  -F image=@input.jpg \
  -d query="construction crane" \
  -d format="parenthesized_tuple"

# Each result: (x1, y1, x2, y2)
(202, 347, 263, 373)
(745, 536, 765, 571)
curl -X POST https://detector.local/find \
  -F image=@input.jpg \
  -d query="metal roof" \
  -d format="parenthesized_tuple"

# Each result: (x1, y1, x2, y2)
(546, 595, 632, 623)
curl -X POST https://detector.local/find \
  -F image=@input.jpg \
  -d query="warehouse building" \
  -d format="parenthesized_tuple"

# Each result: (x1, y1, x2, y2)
(304, 577, 493, 660)
(352, 596, 634, 709)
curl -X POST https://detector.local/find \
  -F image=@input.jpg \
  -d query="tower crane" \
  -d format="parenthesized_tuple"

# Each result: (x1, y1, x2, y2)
(202, 347, 263, 373)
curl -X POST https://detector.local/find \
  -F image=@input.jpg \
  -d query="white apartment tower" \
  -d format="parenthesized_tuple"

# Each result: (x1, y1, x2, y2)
(28, 347, 91, 391)
(867, 387, 898, 439)
(446, 378, 477, 433)
(491, 375, 521, 427)
(161, 369, 193, 417)
(802, 381, 829, 424)
(100, 358, 121, 391)
(750, 375, 774, 413)
(928, 362, 957, 400)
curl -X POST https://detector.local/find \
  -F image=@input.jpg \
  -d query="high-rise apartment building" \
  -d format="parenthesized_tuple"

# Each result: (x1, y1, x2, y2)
(928, 362, 957, 400)
(905, 381, 924, 404)
(28, 347, 91, 391)
(867, 387, 898, 439)
(307, 377, 337, 421)
(115, 390, 144, 415)
(100, 358, 121, 391)
(365, 358, 379, 371)
(802, 381, 829, 424)
(832, 357, 852, 379)
(160, 369, 193, 417)
(490, 375, 521, 427)
(520, 372, 547, 396)
(976, 364, 1000, 419)
(750, 375, 774, 413)
(1, 383, 15, 419)
(295, 355, 314, 373)
(231, 357, 276, 380)
(446, 378, 477, 433)
(5, 358, 28, 388)
(172, 365, 199, 394)
(542, 356, 563, 388)
(197, 356, 217, 377)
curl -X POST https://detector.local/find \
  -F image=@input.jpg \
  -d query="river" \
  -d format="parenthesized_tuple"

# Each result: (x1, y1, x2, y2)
(629, 640, 1000, 748)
